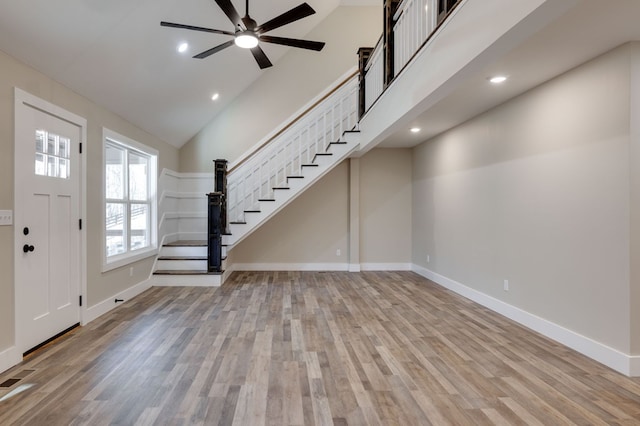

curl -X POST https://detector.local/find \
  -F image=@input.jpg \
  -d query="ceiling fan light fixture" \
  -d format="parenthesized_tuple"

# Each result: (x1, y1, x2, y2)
(235, 32, 258, 49)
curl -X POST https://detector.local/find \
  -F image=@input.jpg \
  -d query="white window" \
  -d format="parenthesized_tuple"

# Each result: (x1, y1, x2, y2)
(103, 129, 158, 271)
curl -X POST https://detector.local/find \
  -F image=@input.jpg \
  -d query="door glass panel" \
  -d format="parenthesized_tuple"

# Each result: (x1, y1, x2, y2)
(35, 153, 46, 176)
(59, 158, 69, 179)
(106, 203, 126, 256)
(105, 144, 125, 199)
(35, 130, 71, 179)
(47, 156, 58, 178)
(130, 203, 149, 251)
(129, 152, 149, 201)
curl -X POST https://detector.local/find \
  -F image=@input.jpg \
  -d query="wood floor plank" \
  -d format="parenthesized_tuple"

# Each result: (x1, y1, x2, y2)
(1, 271, 640, 425)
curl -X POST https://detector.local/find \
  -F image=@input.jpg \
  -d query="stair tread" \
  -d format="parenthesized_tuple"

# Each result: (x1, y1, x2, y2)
(273, 187, 290, 190)
(230, 221, 247, 224)
(258, 199, 275, 202)
(244, 210, 261, 213)
(302, 164, 319, 167)
(158, 256, 207, 261)
(164, 240, 206, 247)
(154, 270, 223, 276)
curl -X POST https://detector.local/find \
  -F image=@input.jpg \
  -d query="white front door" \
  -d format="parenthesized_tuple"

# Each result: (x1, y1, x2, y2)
(14, 90, 84, 353)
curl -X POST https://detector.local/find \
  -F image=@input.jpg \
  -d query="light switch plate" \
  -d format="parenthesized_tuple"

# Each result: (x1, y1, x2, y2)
(0, 210, 13, 226)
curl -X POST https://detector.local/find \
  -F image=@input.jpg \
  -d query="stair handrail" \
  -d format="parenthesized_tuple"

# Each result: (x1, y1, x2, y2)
(228, 67, 359, 174)
(226, 70, 360, 223)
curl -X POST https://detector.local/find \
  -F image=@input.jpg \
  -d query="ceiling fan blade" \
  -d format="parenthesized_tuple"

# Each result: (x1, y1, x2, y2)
(250, 46, 273, 69)
(256, 3, 315, 34)
(215, 0, 243, 28)
(193, 40, 235, 59)
(160, 21, 234, 36)
(259, 35, 325, 51)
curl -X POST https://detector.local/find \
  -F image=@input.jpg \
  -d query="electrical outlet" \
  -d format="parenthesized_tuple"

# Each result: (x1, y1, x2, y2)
(336, 249, 341, 256)
(503, 280, 509, 291)
(0, 210, 13, 226)
(129, 267, 134, 277)
(427, 255, 430, 263)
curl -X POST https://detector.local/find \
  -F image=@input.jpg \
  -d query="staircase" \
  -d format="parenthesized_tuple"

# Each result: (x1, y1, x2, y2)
(150, 70, 360, 286)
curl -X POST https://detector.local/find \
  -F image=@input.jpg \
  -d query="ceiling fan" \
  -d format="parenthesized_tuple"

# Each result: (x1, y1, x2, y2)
(161, 0, 325, 69)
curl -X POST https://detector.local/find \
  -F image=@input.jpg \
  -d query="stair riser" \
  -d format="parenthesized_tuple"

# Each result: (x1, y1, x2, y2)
(160, 246, 207, 257)
(156, 259, 208, 270)
(151, 274, 223, 287)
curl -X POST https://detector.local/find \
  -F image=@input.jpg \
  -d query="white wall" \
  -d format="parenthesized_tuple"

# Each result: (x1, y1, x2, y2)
(412, 44, 634, 355)
(179, 6, 381, 172)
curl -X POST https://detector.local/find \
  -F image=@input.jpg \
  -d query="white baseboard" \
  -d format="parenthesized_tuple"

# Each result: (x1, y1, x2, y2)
(0, 346, 21, 375)
(233, 263, 349, 271)
(83, 279, 152, 325)
(360, 263, 412, 271)
(411, 264, 638, 377)
(348, 264, 361, 272)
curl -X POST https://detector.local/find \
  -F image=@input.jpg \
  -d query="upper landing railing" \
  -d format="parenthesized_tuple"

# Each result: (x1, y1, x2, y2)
(359, 0, 463, 116)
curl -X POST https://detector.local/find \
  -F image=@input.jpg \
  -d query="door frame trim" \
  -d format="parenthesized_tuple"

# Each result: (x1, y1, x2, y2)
(13, 88, 88, 355)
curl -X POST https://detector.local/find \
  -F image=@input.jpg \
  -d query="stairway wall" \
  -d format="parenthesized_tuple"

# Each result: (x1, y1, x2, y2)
(179, 6, 382, 172)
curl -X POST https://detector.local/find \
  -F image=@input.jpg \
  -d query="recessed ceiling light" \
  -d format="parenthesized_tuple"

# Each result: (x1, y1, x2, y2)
(211, 93, 220, 101)
(410, 127, 421, 133)
(489, 75, 507, 84)
(177, 42, 188, 53)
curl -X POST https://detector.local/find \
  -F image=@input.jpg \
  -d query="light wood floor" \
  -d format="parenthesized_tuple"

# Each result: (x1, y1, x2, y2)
(1, 271, 640, 425)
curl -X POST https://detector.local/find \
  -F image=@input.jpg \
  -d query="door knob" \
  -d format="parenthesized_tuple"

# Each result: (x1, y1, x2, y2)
(23, 244, 35, 253)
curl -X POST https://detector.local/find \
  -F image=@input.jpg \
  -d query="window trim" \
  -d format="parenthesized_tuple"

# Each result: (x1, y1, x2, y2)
(102, 128, 158, 272)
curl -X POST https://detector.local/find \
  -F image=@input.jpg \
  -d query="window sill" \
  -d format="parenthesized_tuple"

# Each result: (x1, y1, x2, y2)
(102, 246, 158, 273)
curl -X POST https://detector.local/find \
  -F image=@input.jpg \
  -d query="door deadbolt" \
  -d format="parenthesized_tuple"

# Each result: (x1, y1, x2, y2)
(23, 244, 35, 253)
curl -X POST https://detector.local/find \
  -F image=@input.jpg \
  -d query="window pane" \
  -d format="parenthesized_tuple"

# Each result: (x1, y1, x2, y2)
(106, 203, 126, 256)
(35, 153, 46, 176)
(129, 152, 149, 201)
(105, 144, 125, 199)
(47, 155, 58, 178)
(36, 130, 45, 153)
(59, 137, 70, 159)
(47, 133, 58, 155)
(59, 158, 70, 179)
(130, 203, 149, 251)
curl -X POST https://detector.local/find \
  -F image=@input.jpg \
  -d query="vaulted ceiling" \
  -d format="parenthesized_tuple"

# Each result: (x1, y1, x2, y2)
(0, 0, 377, 147)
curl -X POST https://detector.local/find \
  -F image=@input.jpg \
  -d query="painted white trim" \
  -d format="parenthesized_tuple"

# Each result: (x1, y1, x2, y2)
(83, 279, 152, 325)
(14, 88, 88, 354)
(0, 346, 21, 375)
(160, 169, 213, 179)
(233, 263, 349, 271)
(102, 128, 159, 272)
(348, 264, 361, 272)
(411, 264, 638, 377)
(361, 263, 412, 271)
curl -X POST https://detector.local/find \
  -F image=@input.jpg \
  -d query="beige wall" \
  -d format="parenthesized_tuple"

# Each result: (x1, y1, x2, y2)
(412, 44, 633, 353)
(0, 49, 179, 353)
(179, 6, 381, 172)
(232, 162, 350, 265)
(231, 148, 413, 268)
(360, 148, 412, 264)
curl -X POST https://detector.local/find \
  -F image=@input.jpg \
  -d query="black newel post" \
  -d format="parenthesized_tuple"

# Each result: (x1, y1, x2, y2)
(214, 159, 230, 235)
(358, 47, 374, 118)
(383, 0, 400, 88)
(207, 192, 223, 273)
